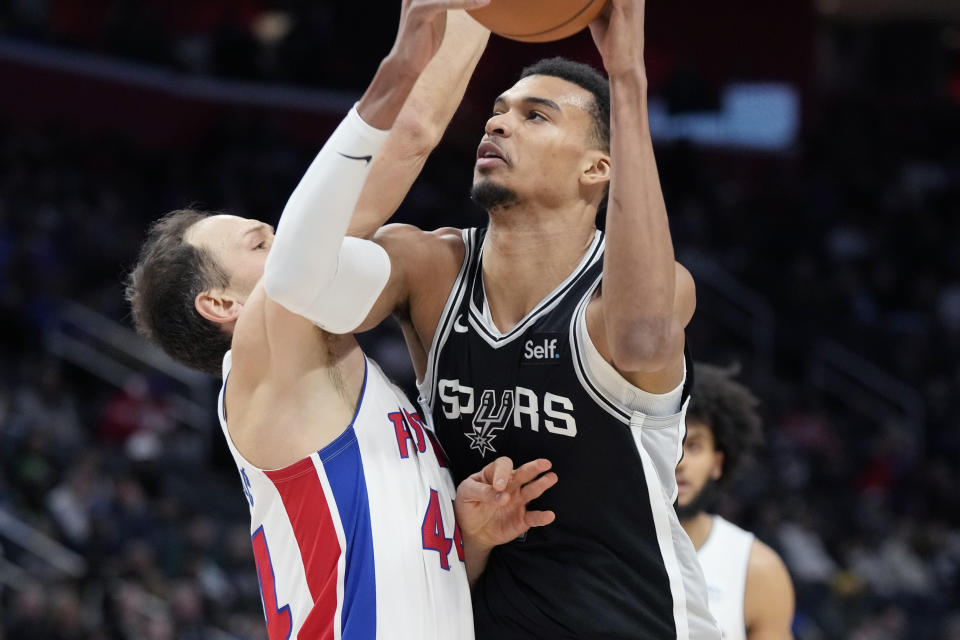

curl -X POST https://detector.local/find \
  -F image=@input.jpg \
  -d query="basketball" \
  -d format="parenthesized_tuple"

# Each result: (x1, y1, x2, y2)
(467, 0, 609, 43)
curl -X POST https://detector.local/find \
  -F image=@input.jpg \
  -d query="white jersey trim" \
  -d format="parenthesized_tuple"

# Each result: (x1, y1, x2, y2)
(417, 228, 475, 415)
(216, 350, 370, 472)
(630, 421, 722, 639)
(632, 426, 690, 639)
(312, 455, 347, 640)
(569, 275, 687, 428)
(466, 230, 604, 349)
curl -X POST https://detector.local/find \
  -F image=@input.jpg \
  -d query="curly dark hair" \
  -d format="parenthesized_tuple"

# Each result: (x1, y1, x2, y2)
(687, 362, 764, 486)
(125, 209, 232, 376)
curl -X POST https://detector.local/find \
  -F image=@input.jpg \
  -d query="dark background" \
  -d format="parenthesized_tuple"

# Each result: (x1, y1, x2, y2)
(0, 1, 958, 638)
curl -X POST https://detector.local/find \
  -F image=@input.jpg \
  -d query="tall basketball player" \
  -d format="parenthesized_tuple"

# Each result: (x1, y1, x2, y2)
(348, 0, 722, 636)
(675, 363, 795, 640)
(125, 4, 560, 639)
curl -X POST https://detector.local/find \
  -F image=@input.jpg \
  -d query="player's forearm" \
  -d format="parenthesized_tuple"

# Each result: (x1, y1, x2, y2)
(348, 11, 490, 239)
(398, 11, 489, 148)
(264, 43, 425, 296)
(263, 17, 455, 331)
(263, 107, 393, 332)
(355, 55, 421, 131)
(601, 69, 679, 371)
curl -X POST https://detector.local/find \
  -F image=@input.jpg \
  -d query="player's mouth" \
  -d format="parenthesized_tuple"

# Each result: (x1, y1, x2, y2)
(476, 141, 509, 169)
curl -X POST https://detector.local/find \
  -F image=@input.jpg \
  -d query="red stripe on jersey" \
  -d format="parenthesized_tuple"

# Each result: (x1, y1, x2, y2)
(266, 457, 341, 640)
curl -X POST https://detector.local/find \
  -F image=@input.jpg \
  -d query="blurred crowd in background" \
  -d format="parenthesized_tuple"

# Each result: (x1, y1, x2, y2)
(1, 1, 959, 639)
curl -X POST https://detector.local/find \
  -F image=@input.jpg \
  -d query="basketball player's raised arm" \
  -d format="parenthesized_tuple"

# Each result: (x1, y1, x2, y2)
(347, 10, 490, 240)
(587, 0, 694, 390)
(258, 9, 488, 345)
(231, 2, 490, 369)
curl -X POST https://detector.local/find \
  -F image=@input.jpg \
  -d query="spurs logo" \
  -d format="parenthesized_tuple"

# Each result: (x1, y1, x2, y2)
(466, 389, 515, 457)
(438, 380, 579, 443)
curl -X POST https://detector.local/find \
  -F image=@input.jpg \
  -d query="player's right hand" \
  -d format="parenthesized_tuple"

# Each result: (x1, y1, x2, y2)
(391, 0, 492, 74)
(454, 456, 558, 549)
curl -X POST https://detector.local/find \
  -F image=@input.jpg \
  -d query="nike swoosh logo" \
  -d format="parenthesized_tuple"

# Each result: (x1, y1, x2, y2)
(338, 152, 373, 164)
(453, 314, 469, 334)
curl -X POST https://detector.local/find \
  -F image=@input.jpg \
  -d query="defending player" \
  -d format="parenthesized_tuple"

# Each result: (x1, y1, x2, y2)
(125, 4, 559, 639)
(675, 363, 795, 640)
(348, 0, 721, 636)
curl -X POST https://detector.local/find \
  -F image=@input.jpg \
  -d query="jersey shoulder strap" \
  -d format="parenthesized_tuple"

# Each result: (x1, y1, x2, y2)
(417, 227, 483, 414)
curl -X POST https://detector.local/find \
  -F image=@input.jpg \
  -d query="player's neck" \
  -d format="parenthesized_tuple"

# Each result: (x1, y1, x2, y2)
(481, 214, 595, 333)
(679, 511, 714, 551)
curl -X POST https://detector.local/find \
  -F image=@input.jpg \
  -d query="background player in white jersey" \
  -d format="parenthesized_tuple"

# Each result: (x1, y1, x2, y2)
(125, 3, 560, 639)
(675, 363, 796, 640)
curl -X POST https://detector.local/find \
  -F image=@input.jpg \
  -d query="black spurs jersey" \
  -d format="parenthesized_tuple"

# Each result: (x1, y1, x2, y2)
(418, 228, 720, 640)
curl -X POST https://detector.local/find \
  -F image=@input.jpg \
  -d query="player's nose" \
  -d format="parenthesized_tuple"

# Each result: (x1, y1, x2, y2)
(484, 112, 512, 138)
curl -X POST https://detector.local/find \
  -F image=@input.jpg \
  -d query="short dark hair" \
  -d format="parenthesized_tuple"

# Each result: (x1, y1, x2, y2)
(687, 362, 764, 486)
(519, 56, 610, 152)
(125, 209, 232, 376)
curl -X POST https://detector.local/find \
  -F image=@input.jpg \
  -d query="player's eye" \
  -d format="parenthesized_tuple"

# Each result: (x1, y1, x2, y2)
(528, 110, 546, 121)
(255, 241, 266, 250)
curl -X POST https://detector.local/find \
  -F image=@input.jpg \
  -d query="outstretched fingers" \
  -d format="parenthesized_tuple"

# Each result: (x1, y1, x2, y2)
(519, 470, 558, 504)
(524, 509, 556, 528)
(510, 458, 552, 487)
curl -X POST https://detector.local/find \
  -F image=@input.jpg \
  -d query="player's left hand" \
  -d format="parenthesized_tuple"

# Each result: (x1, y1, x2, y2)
(454, 457, 557, 549)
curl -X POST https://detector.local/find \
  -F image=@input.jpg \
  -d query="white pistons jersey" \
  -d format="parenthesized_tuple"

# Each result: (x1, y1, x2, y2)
(697, 516, 755, 640)
(218, 351, 473, 640)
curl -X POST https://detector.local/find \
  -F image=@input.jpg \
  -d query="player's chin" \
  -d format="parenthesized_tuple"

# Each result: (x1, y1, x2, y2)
(470, 177, 520, 212)
(472, 173, 510, 191)
(473, 165, 502, 181)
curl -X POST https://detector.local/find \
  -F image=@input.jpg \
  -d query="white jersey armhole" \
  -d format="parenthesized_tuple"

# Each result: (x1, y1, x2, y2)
(572, 277, 686, 420)
(571, 278, 690, 502)
(416, 228, 474, 418)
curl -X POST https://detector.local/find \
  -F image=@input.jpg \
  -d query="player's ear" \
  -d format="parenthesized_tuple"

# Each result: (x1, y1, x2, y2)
(196, 289, 242, 326)
(710, 451, 724, 481)
(580, 151, 610, 189)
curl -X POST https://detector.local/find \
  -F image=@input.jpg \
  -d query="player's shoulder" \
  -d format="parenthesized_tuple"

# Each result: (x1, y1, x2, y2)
(748, 539, 786, 571)
(744, 538, 796, 635)
(374, 223, 465, 268)
(374, 223, 463, 245)
(746, 538, 793, 592)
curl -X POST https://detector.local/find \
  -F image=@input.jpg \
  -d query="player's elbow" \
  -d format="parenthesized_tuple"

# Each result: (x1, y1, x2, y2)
(262, 253, 326, 317)
(263, 268, 307, 316)
(393, 108, 444, 156)
(607, 317, 682, 373)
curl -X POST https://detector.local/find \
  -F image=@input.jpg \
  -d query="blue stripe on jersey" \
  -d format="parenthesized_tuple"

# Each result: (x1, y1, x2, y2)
(320, 359, 376, 640)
